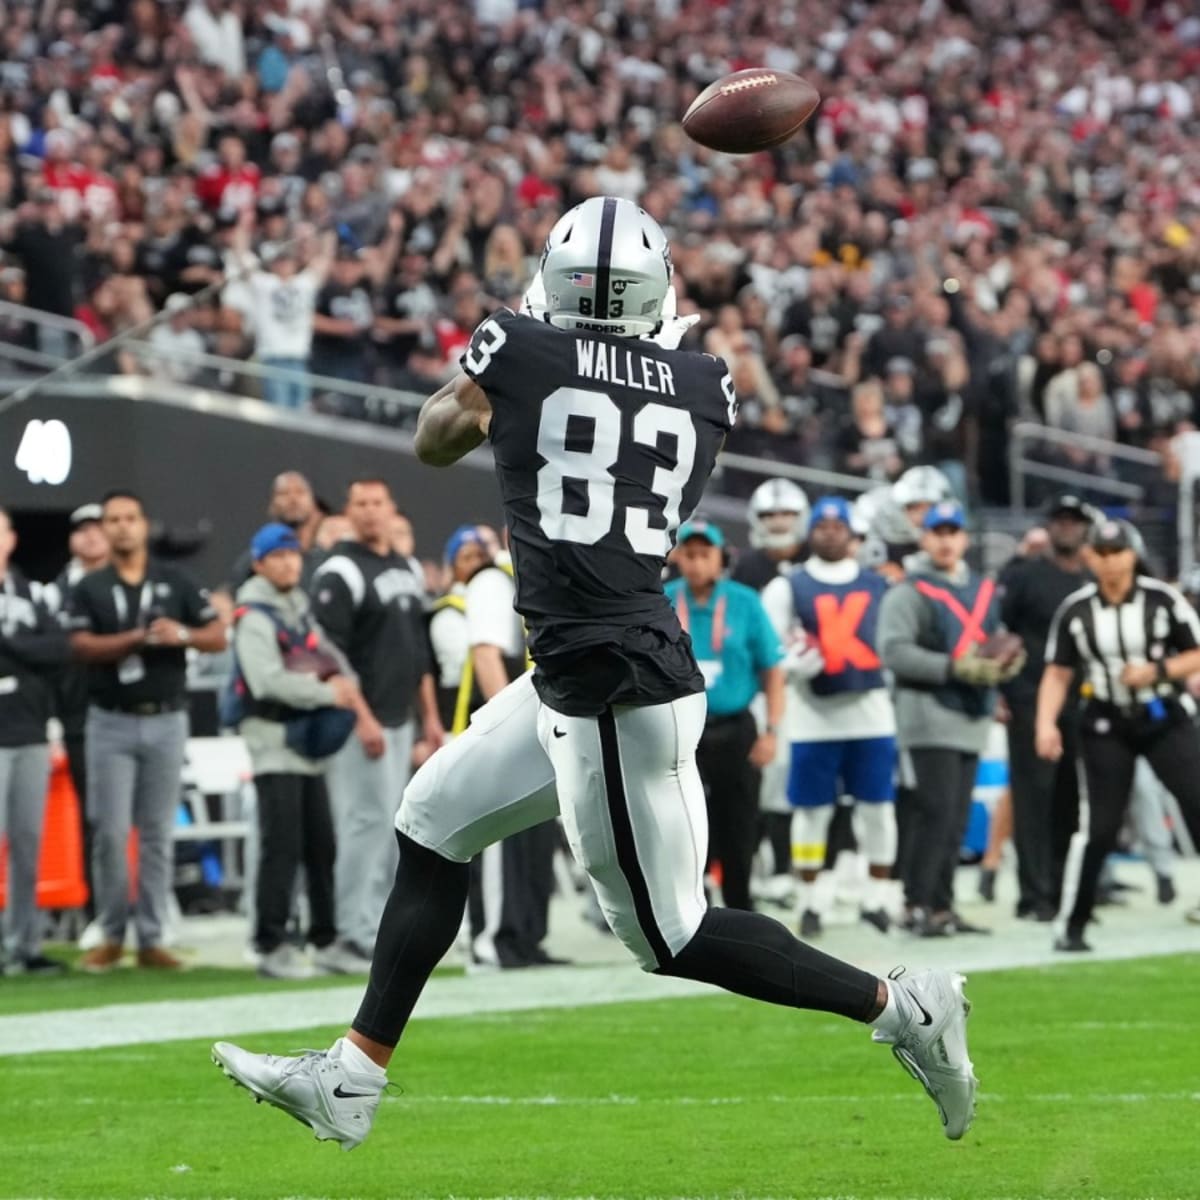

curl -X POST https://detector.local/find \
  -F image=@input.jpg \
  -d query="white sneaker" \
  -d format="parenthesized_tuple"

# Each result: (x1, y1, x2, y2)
(872, 968, 977, 1140)
(257, 944, 315, 981)
(212, 1037, 386, 1151)
(313, 941, 373, 975)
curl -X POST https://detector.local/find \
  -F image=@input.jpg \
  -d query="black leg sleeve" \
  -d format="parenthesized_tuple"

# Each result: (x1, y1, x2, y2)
(657, 906, 880, 1023)
(352, 831, 470, 1048)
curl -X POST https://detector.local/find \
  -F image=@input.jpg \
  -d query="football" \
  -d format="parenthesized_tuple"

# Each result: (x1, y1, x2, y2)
(977, 631, 1025, 667)
(682, 68, 821, 154)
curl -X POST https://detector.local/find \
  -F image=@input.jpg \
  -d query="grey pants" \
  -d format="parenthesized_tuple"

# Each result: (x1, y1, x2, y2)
(326, 720, 414, 951)
(0, 743, 52, 960)
(85, 707, 188, 949)
(1131, 759, 1176, 878)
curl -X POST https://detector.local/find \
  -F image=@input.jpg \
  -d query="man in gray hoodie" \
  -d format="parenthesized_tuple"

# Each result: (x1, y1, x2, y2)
(234, 523, 364, 980)
(877, 501, 1023, 937)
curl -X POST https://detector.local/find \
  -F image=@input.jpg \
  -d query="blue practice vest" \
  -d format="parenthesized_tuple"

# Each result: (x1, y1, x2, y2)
(789, 566, 889, 696)
(910, 570, 1001, 718)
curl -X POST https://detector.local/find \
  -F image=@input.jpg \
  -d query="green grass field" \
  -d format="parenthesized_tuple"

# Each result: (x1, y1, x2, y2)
(3, 954, 1198, 1199)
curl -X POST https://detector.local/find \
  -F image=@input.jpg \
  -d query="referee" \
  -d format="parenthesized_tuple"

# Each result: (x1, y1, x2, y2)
(1037, 518, 1200, 951)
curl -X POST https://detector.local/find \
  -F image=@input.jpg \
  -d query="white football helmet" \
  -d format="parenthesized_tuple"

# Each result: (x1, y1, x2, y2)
(892, 465, 953, 510)
(748, 478, 810, 550)
(538, 197, 672, 338)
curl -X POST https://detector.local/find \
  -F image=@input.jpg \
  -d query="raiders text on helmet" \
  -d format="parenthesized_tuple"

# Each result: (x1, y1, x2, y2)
(539, 197, 672, 338)
(748, 478, 810, 550)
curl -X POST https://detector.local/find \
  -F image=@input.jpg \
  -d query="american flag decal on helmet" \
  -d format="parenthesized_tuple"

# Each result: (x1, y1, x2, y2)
(570, 272, 595, 287)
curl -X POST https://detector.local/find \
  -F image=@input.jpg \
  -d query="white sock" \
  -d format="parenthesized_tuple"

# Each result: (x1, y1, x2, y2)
(870, 979, 912, 1037)
(333, 1036, 388, 1081)
(794, 877, 816, 916)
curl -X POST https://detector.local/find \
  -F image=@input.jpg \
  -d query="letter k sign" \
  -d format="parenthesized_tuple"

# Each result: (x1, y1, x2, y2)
(813, 592, 880, 674)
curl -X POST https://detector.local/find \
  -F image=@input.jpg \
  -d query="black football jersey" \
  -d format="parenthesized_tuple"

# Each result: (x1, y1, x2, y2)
(461, 308, 736, 713)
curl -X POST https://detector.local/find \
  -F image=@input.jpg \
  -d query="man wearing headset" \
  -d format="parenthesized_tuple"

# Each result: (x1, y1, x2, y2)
(666, 519, 785, 912)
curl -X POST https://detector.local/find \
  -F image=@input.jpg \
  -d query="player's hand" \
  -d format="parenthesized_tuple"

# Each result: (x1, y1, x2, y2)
(644, 312, 701, 351)
(1121, 661, 1157, 690)
(749, 731, 777, 768)
(356, 714, 386, 759)
(785, 642, 826, 681)
(1036, 723, 1063, 762)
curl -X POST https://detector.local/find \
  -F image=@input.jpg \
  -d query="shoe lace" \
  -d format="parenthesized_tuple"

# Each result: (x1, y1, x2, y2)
(277, 1048, 329, 1078)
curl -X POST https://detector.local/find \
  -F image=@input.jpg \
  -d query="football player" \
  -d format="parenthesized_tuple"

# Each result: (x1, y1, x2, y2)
(855, 465, 954, 581)
(213, 198, 976, 1147)
(762, 497, 898, 939)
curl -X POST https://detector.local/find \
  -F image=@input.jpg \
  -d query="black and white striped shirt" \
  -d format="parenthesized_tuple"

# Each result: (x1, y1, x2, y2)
(1046, 577, 1200, 707)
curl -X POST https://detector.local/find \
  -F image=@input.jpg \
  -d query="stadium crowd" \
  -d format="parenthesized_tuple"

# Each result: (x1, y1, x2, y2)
(3, 0, 1200, 502)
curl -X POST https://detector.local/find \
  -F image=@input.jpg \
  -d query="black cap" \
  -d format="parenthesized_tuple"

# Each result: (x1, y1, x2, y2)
(1044, 494, 1095, 522)
(1089, 518, 1142, 554)
(70, 503, 103, 530)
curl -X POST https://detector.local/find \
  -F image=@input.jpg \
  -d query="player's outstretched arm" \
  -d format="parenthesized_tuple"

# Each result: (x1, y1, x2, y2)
(414, 372, 493, 467)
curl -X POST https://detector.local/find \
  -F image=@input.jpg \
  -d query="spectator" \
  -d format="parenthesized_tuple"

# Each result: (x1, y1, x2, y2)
(67, 490, 226, 972)
(1047, 362, 1118, 475)
(237, 225, 334, 410)
(311, 246, 375, 385)
(836, 380, 905, 482)
(146, 294, 206, 383)
(0, 506, 71, 975)
(310, 479, 444, 968)
(230, 523, 365, 979)
(0, 192, 82, 360)
(231, 471, 325, 587)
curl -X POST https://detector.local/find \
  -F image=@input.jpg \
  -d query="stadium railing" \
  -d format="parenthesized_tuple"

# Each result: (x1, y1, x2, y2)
(0, 299, 95, 356)
(1008, 420, 1162, 510)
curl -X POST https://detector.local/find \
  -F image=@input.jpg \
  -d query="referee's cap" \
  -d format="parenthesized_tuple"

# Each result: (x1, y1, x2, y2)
(1089, 518, 1144, 556)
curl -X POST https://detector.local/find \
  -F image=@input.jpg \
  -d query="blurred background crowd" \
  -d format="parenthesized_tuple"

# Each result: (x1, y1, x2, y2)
(3, 0, 1200, 506)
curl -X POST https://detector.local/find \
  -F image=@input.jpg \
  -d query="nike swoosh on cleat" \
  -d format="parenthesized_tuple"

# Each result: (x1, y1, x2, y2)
(552, 727, 567, 738)
(907, 989, 933, 1026)
(332, 1084, 375, 1099)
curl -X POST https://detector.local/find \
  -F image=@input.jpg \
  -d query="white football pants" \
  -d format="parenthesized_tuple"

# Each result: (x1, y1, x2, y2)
(397, 671, 709, 969)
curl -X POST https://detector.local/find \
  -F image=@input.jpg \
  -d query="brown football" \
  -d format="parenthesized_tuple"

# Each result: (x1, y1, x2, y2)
(682, 69, 821, 155)
(977, 632, 1025, 666)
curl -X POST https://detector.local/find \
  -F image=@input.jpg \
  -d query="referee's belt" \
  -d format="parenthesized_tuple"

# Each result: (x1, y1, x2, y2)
(95, 699, 186, 717)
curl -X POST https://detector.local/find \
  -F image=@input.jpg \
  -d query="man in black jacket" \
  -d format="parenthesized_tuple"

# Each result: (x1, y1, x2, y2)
(311, 479, 444, 967)
(0, 507, 72, 974)
(999, 495, 1093, 919)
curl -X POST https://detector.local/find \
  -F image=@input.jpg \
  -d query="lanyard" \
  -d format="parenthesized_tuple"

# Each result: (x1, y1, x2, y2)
(112, 580, 154, 630)
(675, 587, 727, 654)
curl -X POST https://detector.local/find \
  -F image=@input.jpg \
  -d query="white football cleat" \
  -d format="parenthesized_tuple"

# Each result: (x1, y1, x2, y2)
(872, 968, 977, 1140)
(212, 1037, 386, 1151)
